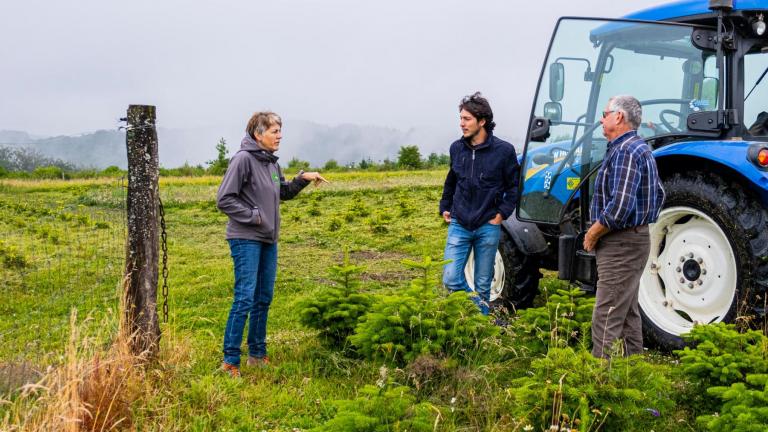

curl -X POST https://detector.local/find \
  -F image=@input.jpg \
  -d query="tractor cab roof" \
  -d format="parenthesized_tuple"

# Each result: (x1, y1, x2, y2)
(624, 0, 768, 25)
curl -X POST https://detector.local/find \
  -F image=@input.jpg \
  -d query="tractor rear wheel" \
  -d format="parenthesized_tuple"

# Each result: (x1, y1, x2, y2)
(639, 172, 768, 351)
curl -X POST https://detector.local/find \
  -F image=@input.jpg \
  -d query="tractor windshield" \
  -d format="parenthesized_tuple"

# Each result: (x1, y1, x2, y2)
(519, 18, 717, 224)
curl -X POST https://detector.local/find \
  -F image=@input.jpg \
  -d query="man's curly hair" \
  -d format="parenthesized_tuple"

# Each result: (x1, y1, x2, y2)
(459, 92, 496, 133)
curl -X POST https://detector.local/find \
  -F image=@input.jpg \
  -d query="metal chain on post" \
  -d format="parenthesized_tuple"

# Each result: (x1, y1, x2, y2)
(159, 196, 170, 323)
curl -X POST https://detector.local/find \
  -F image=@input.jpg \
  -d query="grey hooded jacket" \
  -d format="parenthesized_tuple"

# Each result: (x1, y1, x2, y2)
(216, 135, 309, 243)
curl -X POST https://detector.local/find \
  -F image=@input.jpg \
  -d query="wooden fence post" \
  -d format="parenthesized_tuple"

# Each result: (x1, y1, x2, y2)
(123, 105, 160, 357)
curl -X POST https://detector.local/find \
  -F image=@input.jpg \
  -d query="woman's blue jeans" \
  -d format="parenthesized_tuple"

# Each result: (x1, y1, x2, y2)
(223, 239, 277, 366)
(442, 220, 501, 315)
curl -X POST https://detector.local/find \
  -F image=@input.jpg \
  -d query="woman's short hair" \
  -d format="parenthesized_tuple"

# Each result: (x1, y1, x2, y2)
(246, 112, 282, 139)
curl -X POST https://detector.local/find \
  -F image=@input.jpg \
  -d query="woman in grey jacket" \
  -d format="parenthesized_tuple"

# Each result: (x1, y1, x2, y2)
(217, 111, 327, 377)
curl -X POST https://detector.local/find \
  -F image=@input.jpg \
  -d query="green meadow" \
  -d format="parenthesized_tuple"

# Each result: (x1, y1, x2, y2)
(2, 171, 765, 431)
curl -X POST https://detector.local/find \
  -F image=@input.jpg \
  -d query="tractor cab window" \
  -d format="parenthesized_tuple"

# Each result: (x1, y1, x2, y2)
(744, 49, 768, 138)
(595, 52, 718, 140)
(519, 19, 717, 224)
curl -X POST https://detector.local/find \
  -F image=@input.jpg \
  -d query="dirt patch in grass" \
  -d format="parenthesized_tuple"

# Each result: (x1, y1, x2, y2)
(347, 250, 409, 261)
(361, 270, 413, 282)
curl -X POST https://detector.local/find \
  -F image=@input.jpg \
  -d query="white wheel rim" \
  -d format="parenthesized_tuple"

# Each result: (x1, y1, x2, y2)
(464, 250, 506, 303)
(639, 206, 737, 337)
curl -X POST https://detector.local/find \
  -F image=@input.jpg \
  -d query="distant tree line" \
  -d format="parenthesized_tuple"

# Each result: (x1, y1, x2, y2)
(0, 146, 72, 171)
(290, 145, 449, 173)
(0, 145, 129, 179)
(0, 139, 450, 179)
(0, 146, 75, 179)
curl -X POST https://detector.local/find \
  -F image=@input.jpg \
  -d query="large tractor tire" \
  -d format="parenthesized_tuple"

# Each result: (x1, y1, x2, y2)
(464, 230, 542, 312)
(639, 172, 768, 351)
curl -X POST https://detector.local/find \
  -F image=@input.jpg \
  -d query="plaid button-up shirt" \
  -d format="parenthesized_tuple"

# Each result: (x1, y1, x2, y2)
(590, 130, 665, 230)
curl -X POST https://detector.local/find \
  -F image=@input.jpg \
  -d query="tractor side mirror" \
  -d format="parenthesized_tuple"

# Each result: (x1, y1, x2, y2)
(549, 62, 565, 102)
(543, 101, 562, 122)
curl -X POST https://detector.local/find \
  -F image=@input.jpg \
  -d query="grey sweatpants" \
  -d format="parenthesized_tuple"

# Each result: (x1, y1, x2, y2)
(591, 225, 650, 358)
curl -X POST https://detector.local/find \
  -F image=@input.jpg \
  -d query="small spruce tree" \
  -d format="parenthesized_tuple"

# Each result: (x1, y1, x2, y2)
(298, 251, 373, 345)
(350, 256, 497, 365)
(206, 138, 229, 175)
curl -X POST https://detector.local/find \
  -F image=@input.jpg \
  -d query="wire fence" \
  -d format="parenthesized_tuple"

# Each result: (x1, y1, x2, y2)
(0, 177, 127, 393)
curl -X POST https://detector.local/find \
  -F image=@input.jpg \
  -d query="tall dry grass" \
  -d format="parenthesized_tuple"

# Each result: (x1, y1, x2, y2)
(0, 276, 168, 432)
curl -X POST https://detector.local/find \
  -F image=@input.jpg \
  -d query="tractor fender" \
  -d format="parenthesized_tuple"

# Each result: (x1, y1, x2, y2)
(501, 212, 548, 255)
(653, 140, 768, 207)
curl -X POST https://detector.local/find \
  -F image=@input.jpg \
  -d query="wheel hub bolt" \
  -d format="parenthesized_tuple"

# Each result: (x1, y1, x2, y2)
(697, 280, 703, 285)
(676, 266, 682, 272)
(651, 263, 657, 269)
(680, 277, 686, 283)
(702, 269, 707, 275)
(688, 252, 694, 258)
(688, 282, 694, 288)
(697, 257, 703, 264)
(680, 256, 685, 262)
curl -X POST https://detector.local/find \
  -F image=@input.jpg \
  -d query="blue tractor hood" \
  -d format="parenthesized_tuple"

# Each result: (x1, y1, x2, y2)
(623, 0, 768, 22)
(588, 0, 768, 42)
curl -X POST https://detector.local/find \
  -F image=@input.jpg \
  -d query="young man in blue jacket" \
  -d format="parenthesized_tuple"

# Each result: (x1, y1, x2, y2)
(439, 92, 520, 315)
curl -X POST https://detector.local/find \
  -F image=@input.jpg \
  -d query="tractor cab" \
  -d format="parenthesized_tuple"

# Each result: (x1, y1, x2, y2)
(509, 0, 768, 349)
(520, 17, 723, 285)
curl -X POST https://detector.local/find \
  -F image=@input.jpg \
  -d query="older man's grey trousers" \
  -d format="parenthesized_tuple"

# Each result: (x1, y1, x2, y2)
(591, 225, 650, 358)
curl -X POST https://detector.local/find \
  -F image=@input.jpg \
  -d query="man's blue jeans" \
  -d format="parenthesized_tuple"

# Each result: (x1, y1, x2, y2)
(442, 220, 501, 315)
(223, 239, 277, 366)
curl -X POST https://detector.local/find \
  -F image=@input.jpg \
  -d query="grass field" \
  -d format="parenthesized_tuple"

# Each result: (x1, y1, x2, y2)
(0, 170, 715, 431)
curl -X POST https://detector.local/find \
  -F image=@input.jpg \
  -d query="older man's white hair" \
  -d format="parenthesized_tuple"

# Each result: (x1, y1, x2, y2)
(608, 95, 643, 129)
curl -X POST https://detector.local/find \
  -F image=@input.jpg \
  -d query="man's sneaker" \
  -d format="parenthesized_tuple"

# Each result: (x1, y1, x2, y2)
(247, 356, 270, 367)
(221, 362, 241, 378)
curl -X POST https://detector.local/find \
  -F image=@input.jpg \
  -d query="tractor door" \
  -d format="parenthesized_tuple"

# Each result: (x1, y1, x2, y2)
(517, 18, 719, 287)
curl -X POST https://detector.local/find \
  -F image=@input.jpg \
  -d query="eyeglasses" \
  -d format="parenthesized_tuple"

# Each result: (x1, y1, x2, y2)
(602, 110, 616, 118)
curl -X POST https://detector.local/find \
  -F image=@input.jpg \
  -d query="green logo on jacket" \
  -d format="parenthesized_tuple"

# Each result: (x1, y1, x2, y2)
(271, 172, 279, 184)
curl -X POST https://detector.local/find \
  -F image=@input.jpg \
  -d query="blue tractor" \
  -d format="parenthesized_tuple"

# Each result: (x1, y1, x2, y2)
(476, 0, 768, 350)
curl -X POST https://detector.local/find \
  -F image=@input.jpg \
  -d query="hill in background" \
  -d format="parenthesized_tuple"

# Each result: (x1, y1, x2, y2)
(0, 120, 465, 170)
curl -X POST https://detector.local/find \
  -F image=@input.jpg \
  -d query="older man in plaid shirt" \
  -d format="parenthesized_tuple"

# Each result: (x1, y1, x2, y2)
(583, 95, 665, 358)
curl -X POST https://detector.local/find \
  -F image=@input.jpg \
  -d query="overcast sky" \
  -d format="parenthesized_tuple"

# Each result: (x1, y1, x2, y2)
(1, 0, 666, 152)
